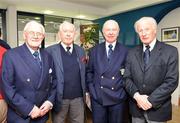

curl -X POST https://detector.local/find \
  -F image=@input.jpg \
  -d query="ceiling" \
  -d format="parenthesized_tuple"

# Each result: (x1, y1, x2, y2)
(0, 0, 171, 20)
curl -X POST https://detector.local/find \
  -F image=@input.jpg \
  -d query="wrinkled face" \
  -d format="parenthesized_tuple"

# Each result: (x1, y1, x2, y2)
(24, 24, 44, 50)
(59, 23, 75, 46)
(103, 22, 119, 43)
(137, 21, 156, 45)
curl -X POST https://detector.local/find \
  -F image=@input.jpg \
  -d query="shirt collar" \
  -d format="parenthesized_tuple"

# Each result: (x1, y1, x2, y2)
(60, 42, 73, 53)
(143, 38, 156, 52)
(26, 43, 41, 60)
(106, 41, 116, 51)
(26, 43, 40, 55)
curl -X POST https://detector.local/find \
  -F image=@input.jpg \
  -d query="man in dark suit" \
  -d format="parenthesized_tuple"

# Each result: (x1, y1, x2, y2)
(86, 20, 128, 123)
(46, 21, 86, 123)
(2, 21, 57, 123)
(124, 17, 179, 123)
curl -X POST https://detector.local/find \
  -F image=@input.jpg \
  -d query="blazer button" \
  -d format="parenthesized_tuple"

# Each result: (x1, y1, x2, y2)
(143, 84, 146, 88)
(101, 76, 104, 79)
(112, 76, 115, 80)
(100, 86, 103, 89)
(27, 78, 30, 82)
(111, 87, 114, 90)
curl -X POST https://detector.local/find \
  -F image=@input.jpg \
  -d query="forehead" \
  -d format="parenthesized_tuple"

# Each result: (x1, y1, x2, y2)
(27, 24, 42, 32)
(62, 23, 75, 30)
(137, 21, 154, 29)
(104, 21, 118, 30)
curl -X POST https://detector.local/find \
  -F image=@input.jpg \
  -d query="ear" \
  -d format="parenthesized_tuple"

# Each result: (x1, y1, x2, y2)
(23, 31, 27, 40)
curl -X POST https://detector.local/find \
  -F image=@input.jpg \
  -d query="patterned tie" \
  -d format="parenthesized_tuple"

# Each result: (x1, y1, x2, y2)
(108, 44, 113, 61)
(33, 51, 42, 68)
(66, 46, 71, 55)
(144, 45, 150, 66)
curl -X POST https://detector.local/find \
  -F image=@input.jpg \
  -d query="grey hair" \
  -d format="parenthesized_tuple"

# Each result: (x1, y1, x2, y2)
(59, 21, 75, 32)
(134, 17, 157, 33)
(23, 20, 45, 34)
(102, 19, 120, 32)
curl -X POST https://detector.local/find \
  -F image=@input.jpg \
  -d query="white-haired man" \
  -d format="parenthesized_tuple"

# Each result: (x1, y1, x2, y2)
(2, 21, 57, 123)
(46, 21, 86, 123)
(124, 17, 179, 123)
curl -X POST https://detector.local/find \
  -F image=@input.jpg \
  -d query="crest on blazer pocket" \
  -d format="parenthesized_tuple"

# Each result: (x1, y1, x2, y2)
(81, 56, 88, 64)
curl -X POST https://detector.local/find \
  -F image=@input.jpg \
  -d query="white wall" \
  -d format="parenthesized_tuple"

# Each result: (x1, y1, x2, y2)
(157, 7, 180, 106)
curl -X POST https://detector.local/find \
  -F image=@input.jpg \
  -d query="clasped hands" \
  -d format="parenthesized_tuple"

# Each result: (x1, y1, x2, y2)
(30, 101, 52, 119)
(134, 92, 152, 110)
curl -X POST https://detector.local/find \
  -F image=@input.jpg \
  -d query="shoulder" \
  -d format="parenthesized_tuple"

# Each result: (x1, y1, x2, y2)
(74, 44, 84, 51)
(3, 46, 22, 60)
(89, 42, 104, 52)
(157, 41, 178, 54)
(45, 44, 60, 52)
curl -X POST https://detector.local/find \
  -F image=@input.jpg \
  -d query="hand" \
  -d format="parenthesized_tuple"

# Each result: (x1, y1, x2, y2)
(30, 105, 41, 119)
(40, 101, 52, 116)
(85, 93, 91, 111)
(134, 93, 152, 110)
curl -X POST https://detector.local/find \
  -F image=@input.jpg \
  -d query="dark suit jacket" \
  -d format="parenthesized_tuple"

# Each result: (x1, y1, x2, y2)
(2, 44, 57, 123)
(124, 41, 179, 122)
(86, 42, 128, 106)
(46, 43, 86, 112)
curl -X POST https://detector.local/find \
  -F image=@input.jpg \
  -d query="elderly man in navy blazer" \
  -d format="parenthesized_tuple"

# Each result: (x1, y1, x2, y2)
(124, 17, 179, 123)
(86, 20, 128, 123)
(46, 21, 86, 123)
(2, 21, 57, 123)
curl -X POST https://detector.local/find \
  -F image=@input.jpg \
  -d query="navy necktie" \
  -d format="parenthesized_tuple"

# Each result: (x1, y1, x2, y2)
(108, 44, 113, 61)
(33, 51, 42, 68)
(144, 45, 150, 66)
(66, 47, 71, 55)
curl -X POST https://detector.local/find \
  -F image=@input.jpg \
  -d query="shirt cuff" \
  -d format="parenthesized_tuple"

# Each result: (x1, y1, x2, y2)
(45, 100, 53, 109)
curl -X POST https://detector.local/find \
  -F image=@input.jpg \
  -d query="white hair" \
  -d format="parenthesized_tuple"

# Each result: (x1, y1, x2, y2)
(23, 20, 45, 34)
(102, 19, 120, 32)
(59, 21, 75, 32)
(134, 17, 157, 33)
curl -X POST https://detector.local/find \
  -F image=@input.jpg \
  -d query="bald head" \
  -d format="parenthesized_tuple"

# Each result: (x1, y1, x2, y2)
(102, 19, 120, 43)
(58, 21, 76, 46)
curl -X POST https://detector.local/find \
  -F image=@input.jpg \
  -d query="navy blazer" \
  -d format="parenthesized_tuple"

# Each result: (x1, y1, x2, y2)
(124, 41, 179, 121)
(46, 43, 86, 112)
(2, 44, 57, 123)
(86, 42, 128, 106)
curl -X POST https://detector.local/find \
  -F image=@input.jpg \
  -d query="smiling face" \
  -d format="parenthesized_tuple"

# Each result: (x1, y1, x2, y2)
(103, 20, 120, 43)
(59, 22, 76, 46)
(23, 22, 44, 50)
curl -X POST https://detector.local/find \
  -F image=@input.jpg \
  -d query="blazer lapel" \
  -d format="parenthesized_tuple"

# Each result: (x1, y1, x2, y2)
(37, 49, 46, 88)
(55, 45, 64, 73)
(135, 45, 145, 72)
(97, 43, 109, 74)
(20, 44, 42, 76)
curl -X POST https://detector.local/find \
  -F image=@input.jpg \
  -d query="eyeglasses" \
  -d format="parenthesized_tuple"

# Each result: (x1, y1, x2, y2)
(28, 31, 44, 38)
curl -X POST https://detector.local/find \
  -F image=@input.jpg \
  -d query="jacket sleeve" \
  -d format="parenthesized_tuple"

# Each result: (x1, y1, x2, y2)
(86, 48, 95, 92)
(123, 51, 139, 97)
(47, 55, 57, 106)
(148, 47, 179, 109)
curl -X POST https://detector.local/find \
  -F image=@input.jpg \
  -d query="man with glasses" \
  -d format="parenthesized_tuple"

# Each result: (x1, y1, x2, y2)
(1, 21, 57, 123)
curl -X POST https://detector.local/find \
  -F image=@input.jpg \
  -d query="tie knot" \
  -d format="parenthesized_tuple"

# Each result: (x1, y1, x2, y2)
(145, 45, 150, 50)
(108, 44, 113, 49)
(66, 46, 71, 51)
(33, 51, 39, 58)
